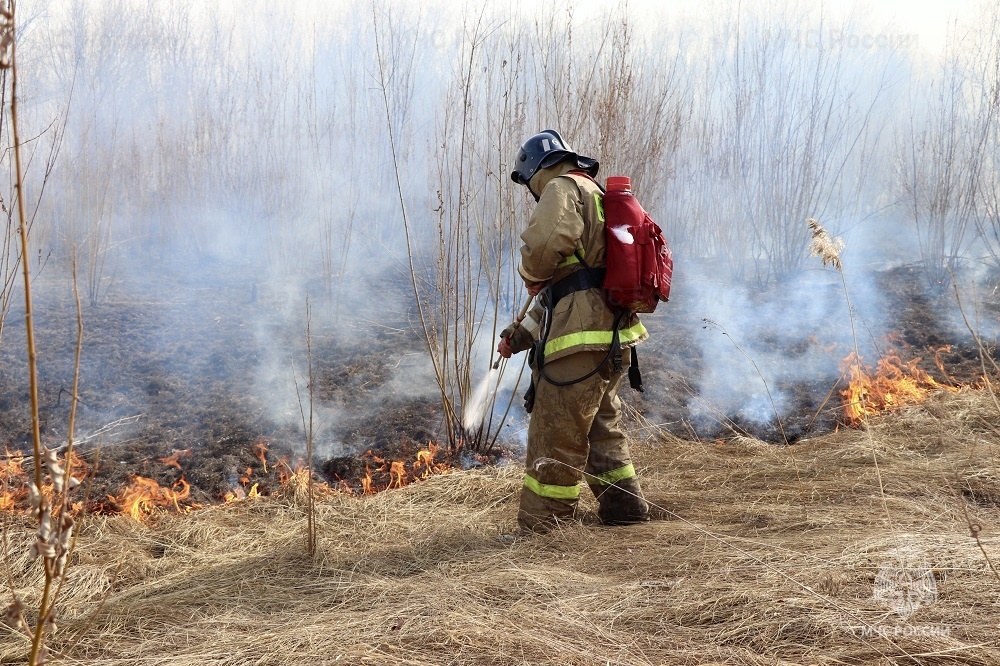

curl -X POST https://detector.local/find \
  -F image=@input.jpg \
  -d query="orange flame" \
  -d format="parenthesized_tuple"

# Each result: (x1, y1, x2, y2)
(1, 448, 89, 513)
(840, 351, 954, 425)
(0, 448, 27, 512)
(283, 465, 311, 489)
(253, 439, 269, 473)
(2, 439, 454, 520)
(359, 443, 452, 493)
(414, 443, 437, 476)
(115, 475, 194, 522)
(225, 482, 261, 503)
(388, 461, 407, 488)
(157, 449, 191, 470)
(275, 460, 336, 501)
(932, 345, 956, 384)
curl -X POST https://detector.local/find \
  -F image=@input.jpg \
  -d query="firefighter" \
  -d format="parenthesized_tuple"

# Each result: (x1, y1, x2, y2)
(498, 129, 650, 533)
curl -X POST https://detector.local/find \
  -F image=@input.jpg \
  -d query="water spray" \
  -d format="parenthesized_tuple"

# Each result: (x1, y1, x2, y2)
(464, 298, 535, 431)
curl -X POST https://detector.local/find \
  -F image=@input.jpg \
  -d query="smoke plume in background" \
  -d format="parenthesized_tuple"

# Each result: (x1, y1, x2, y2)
(0, 0, 998, 453)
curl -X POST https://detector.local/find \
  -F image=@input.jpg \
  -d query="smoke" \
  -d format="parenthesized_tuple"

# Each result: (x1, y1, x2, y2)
(677, 261, 849, 432)
(0, 0, 996, 457)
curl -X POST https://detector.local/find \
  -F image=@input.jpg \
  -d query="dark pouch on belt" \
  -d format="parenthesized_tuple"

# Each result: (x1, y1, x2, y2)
(523, 381, 536, 414)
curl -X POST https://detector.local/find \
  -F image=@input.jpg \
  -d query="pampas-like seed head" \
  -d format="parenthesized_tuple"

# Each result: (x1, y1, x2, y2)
(807, 219, 844, 271)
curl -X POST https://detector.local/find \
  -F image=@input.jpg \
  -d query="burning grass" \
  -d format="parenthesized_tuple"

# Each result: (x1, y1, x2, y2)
(841, 350, 964, 426)
(0, 440, 458, 525)
(2, 389, 999, 664)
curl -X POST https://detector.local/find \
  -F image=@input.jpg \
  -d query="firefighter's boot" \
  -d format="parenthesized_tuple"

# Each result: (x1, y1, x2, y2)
(588, 476, 650, 525)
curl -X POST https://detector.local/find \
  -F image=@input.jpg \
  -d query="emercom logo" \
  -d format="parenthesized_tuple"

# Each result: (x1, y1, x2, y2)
(873, 546, 937, 619)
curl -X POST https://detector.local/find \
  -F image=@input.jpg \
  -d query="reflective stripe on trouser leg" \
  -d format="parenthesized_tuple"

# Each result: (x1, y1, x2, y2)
(592, 463, 636, 486)
(584, 347, 649, 524)
(519, 349, 617, 532)
(523, 473, 581, 500)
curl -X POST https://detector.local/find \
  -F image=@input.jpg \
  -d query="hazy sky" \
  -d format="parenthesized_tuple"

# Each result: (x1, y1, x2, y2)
(515, 0, 984, 55)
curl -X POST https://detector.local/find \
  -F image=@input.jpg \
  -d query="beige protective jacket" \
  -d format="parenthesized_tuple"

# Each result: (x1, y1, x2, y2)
(503, 162, 647, 364)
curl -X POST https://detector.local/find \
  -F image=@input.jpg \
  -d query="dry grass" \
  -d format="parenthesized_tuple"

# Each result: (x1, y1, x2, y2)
(3, 390, 1000, 665)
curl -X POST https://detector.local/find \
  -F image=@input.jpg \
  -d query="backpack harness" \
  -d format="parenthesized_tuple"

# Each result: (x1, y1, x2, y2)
(527, 172, 644, 396)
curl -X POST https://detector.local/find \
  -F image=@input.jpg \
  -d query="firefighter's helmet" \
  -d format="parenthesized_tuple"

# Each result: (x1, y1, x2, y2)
(510, 130, 599, 189)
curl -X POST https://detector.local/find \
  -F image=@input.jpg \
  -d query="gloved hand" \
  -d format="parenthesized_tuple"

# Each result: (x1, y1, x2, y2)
(499, 321, 534, 356)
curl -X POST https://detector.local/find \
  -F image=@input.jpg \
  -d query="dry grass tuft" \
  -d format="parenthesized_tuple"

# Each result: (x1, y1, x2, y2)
(3, 391, 1000, 664)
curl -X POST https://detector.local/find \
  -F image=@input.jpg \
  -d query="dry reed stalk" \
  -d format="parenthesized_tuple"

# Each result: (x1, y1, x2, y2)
(305, 296, 316, 556)
(809, 218, 898, 542)
(807, 218, 844, 271)
(290, 297, 318, 556)
(2, 5, 84, 662)
(7, 3, 48, 661)
(371, 4, 454, 445)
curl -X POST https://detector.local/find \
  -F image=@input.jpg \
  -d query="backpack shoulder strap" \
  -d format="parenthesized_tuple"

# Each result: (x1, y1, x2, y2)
(561, 170, 606, 193)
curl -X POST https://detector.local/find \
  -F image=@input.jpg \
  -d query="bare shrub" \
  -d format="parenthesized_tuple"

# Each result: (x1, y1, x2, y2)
(898, 14, 999, 286)
(669, 6, 893, 284)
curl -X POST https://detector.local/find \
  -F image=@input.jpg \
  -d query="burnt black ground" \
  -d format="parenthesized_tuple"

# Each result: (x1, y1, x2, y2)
(0, 260, 997, 505)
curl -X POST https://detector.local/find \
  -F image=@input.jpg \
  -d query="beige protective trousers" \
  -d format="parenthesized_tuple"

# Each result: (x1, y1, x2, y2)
(519, 348, 650, 532)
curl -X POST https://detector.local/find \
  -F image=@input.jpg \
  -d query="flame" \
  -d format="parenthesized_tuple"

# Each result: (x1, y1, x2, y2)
(225, 482, 261, 503)
(1, 448, 89, 513)
(414, 443, 437, 476)
(157, 449, 191, 470)
(840, 351, 955, 425)
(359, 443, 452, 493)
(932, 345, 956, 384)
(115, 475, 195, 522)
(275, 460, 336, 502)
(253, 438, 269, 473)
(388, 461, 407, 488)
(277, 456, 293, 485)
(282, 465, 311, 489)
(3, 439, 453, 521)
(0, 448, 27, 511)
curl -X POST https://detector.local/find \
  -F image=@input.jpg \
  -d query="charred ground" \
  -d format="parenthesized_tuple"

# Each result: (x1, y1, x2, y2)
(0, 261, 997, 505)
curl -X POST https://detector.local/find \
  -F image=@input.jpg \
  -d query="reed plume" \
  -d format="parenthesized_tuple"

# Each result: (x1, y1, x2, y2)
(807, 218, 844, 271)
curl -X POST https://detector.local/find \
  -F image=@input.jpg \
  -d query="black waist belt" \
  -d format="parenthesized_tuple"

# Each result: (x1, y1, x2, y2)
(549, 268, 605, 307)
(536, 266, 643, 391)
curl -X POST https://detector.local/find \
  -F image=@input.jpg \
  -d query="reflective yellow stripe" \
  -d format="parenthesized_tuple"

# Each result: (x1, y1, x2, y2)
(543, 321, 647, 357)
(593, 463, 636, 486)
(523, 473, 580, 500)
(557, 249, 585, 269)
(594, 193, 605, 222)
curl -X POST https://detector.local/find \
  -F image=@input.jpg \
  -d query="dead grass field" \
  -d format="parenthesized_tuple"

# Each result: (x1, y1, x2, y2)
(3, 388, 999, 665)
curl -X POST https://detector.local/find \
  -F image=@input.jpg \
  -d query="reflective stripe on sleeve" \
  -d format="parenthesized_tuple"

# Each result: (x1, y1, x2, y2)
(557, 248, 586, 269)
(523, 473, 581, 500)
(592, 463, 636, 486)
(543, 321, 647, 357)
